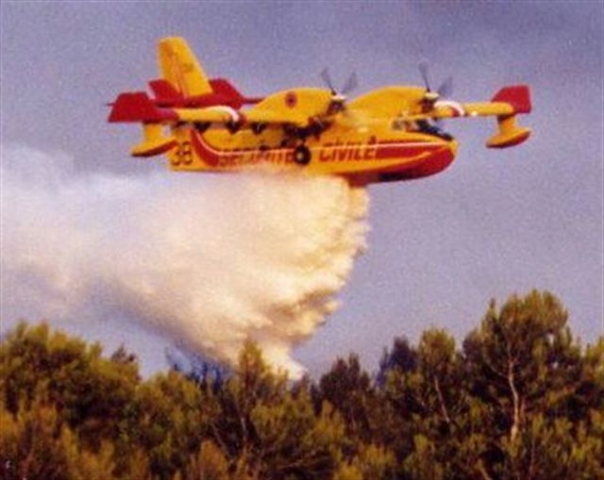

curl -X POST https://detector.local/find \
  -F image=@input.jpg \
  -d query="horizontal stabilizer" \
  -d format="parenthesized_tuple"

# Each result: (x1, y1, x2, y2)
(487, 115, 531, 148)
(131, 124, 177, 157)
(108, 92, 178, 123)
(209, 78, 263, 107)
(132, 136, 177, 157)
(149, 79, 183, 106)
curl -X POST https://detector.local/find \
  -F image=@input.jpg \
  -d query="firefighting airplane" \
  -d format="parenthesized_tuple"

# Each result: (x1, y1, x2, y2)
(108, 37, 532, 185)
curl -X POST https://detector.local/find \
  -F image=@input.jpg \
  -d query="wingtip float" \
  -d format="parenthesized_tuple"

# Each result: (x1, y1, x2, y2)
(108, 36, 532, 186)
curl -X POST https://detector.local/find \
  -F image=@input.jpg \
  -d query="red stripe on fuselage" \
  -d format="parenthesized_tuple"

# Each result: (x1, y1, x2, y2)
(375, 141, 441, 160)
(190, 129, 449, 171)
(375, 145, 455, 179)
(191, 130, 220, 166)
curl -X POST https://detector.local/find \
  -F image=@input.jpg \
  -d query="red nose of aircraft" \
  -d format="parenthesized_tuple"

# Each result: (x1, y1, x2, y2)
(412, 135, 458, 180)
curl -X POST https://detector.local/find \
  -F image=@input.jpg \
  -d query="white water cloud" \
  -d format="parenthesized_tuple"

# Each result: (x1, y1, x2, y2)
(1, 145, 369, 377)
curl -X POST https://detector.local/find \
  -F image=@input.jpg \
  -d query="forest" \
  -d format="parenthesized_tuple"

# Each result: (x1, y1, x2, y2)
(1, 290, 603, 479)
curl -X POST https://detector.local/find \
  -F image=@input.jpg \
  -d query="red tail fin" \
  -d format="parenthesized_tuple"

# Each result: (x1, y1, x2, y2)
(107, 92, 177, 123)
(209, 78, 263, 108)
(491, 85, 532, 114)
(149, 79, 184, 106)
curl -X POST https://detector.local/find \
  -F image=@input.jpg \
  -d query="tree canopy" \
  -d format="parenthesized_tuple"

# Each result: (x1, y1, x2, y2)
(1, 290, 602, 479)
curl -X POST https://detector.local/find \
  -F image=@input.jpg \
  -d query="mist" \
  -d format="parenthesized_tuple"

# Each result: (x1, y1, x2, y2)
(1, 144, 369, 377)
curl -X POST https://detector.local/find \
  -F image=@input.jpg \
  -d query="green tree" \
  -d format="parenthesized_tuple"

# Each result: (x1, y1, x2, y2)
(184, 440, 230, 480)
(0, 398, 117, 480)
(208, 342, 347, 479)
(130, 370, 207, 478)
(315, 354, 378, 444)
(401, 434, 444, 480)
(381, 329, 466, 475)
(377, 336, 417, 386)
(462, 290, 600, 478)
(1, 293, 600, 480)
(463, 291, 577, 440)
(333, 443, 396, 480)
(0, 322, 140, 450)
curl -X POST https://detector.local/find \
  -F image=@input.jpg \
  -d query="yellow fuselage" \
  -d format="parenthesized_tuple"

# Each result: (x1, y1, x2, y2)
(166, 87, 458, 185)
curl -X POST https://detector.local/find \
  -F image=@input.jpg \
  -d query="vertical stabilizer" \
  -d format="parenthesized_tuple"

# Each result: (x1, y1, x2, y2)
(158, 37, 212, 97)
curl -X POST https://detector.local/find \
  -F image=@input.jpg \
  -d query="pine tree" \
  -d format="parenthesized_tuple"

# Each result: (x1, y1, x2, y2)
(462, 290, 601, 478)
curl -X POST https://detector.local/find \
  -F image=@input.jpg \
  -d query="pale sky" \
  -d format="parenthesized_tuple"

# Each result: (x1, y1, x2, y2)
(1, 1, 602, 376)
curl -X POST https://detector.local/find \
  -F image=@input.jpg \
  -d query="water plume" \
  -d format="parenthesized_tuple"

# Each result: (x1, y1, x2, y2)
(1, 145, 369, 377)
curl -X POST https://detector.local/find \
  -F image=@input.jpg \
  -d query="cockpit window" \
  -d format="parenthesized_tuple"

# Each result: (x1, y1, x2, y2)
(391, 118, 452, 140)
(416, 120, 453, 140)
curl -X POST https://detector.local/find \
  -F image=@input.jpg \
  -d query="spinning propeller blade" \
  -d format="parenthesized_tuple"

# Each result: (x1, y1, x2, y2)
(416, 60, 456, 131)
(320, 68, 336, 94)
(419, 58, 432, 92)
(419, 59, 453, 99)
(341, 71, 358, 96)
(437, 76, 453, 99)
(418, 59, 454, 118)
(321, 69, 358, 98)
(320, 68, 359, 116)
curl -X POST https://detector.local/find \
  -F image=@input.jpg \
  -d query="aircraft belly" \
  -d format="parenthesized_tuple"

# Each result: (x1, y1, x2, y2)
(307, 139, 457, 178)
(172, 128, 456, 183)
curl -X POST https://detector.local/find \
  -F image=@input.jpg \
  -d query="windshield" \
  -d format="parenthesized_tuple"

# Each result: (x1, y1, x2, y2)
(416, 120, 453, 140)
(393, 118, 453, 141)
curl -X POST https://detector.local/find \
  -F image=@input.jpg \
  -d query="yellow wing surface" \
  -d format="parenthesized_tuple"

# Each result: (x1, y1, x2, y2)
(352, 85, 532, 149)
(245, 88, 333, 127)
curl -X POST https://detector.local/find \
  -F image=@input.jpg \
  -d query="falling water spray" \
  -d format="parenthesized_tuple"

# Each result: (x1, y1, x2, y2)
(1, 146, 369, 377)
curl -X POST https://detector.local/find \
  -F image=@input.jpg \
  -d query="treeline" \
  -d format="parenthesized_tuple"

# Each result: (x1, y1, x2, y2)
(1, 290, 602, 479)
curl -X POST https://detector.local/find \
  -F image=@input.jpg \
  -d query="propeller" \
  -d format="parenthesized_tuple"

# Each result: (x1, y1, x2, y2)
(438, 75, 454, 99)
(418, 58, 453, 110)
(418, 59, 433, 94)
(416, 60, 457, 137)
(320, 68, 358, 114)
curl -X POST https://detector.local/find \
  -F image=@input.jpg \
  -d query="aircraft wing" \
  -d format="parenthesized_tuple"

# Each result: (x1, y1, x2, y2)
(404, 85, 532, 149)
(243, 88, 334, 129)
(404, 101, 516, 121)
(174, 106, 311, 128)
(405, 85, 531, 121)
(462, 102, 515, 117)
(109, 90, 311, 129)
(108, 92, 237, 124)
(244, 109, 309, 128)
(174, 106, 241, 124)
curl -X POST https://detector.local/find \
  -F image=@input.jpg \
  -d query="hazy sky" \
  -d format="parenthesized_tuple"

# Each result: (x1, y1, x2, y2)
(1, 1, 602, 376)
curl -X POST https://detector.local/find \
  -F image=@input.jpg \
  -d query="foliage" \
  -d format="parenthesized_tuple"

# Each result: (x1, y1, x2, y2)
(1, 290, 602, 479)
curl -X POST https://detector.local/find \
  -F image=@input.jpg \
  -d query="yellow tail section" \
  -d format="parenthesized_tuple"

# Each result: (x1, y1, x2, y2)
(486, 115, 531, 149)
(157, 37, 212, 97)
